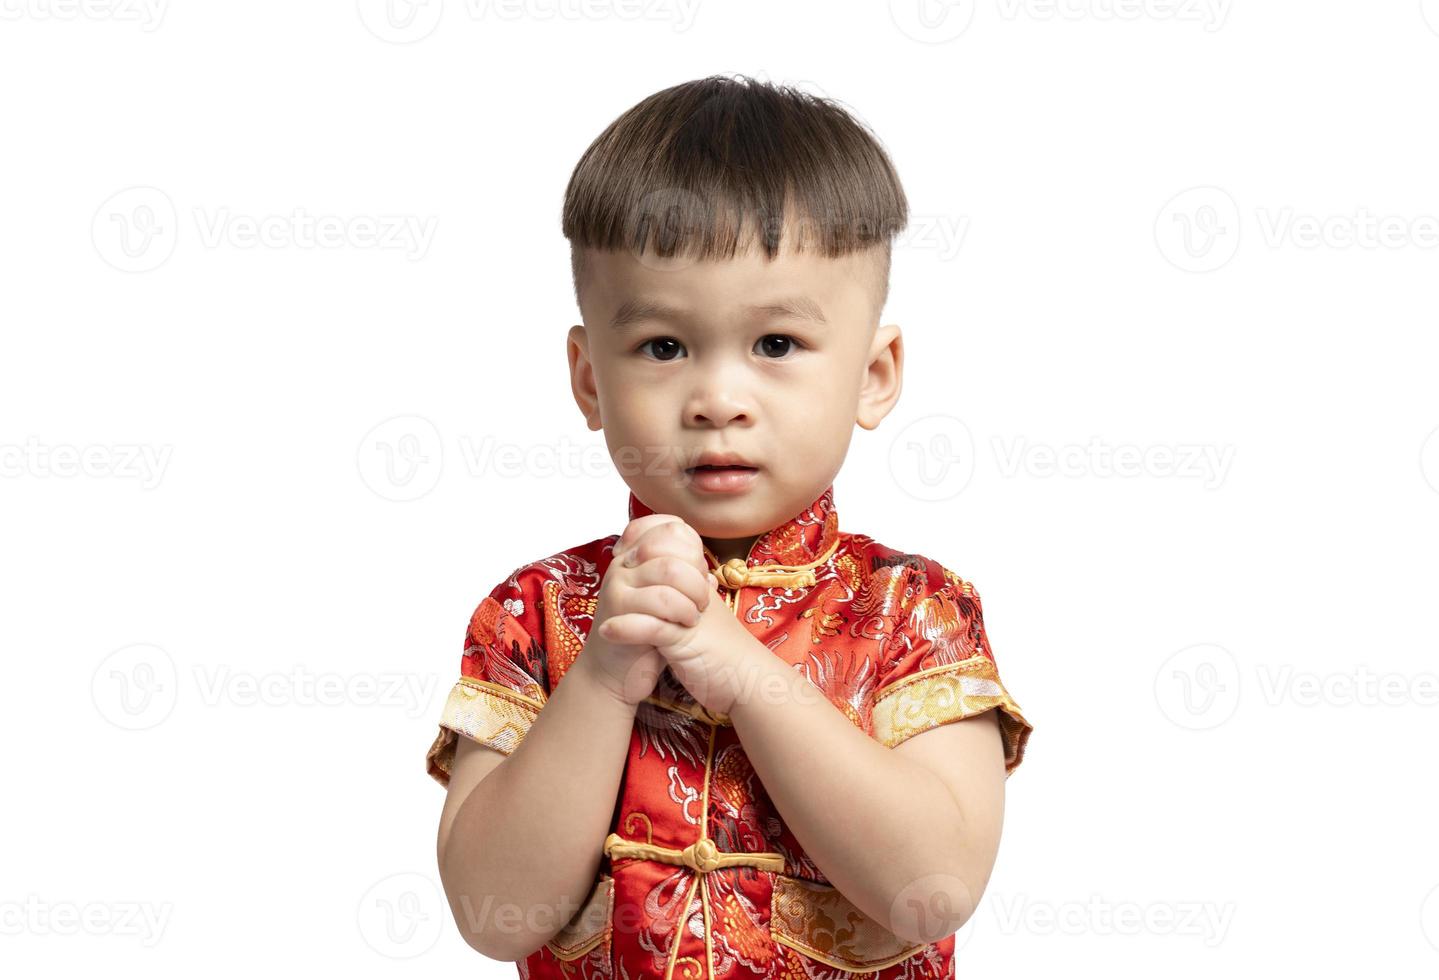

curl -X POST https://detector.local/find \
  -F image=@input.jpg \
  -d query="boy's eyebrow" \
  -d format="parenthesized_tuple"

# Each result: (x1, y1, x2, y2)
(609, 296, 828, 330)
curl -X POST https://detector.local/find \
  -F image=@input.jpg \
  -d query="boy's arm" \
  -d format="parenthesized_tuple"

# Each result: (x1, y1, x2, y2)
(727, 655, 1006, 946)
(436, 651, 637, 962)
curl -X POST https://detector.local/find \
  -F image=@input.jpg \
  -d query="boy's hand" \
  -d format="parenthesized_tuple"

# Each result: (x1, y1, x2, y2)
(597, 520, 764, 719)
(583, 514, 714, 707)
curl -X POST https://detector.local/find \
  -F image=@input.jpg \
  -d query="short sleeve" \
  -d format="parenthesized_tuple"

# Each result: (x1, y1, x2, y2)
(424, 567, 551, 787)
(869, 573, 1032, 778)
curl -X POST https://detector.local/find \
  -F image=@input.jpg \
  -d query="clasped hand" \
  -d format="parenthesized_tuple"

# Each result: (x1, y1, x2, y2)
(588, 513, 761, 717)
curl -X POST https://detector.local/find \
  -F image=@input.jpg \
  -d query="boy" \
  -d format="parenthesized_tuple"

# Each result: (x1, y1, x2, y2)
(427, 74, 1033, 980)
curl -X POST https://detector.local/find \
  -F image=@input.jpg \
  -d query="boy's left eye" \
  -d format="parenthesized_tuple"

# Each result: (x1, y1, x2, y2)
(755, 334, 801, 359)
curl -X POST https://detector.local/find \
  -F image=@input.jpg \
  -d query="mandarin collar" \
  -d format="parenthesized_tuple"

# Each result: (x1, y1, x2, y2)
(625, 483, 841, 589)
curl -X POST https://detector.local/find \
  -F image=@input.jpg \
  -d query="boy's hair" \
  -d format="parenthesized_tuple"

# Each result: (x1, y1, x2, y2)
(562, 74, 909, 319)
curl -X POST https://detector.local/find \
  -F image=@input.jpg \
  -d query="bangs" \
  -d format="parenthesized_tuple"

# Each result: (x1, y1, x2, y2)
(562, 75, 909, 295)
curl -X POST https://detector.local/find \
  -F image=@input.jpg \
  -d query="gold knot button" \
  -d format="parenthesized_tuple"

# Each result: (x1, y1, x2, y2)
(682, 838, 722, 873)
(713, 558, 817, 591)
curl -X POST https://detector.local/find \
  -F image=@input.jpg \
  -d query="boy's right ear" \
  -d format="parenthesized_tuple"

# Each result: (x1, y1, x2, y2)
(567, 324, 603, 432)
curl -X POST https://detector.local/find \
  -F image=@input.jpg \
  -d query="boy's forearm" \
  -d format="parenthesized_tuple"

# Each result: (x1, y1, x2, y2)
(439, 651, 636, 961)
(726, 653, 974, 944)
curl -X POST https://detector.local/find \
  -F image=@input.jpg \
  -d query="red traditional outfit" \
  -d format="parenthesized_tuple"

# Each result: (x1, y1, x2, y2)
(426, 483, 1032, 980)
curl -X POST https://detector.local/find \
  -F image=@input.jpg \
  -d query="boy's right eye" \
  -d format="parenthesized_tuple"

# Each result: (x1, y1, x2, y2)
(638, 337, 685, 361)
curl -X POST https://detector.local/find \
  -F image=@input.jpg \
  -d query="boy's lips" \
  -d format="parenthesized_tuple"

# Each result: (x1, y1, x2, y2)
(683, 457, 760, 493)
(686, 452, 758, 470)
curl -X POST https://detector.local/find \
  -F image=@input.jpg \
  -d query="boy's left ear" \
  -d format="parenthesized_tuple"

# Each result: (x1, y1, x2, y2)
(856, 323, 903, 431)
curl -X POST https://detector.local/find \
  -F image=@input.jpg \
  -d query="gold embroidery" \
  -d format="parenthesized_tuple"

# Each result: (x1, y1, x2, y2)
(769, 875, 926, 973)
(424, 676, 547, 784)
(870, 655, 1032, 774)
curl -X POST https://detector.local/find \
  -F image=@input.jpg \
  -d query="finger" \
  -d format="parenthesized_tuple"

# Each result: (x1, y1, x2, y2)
(628, 556, 713, 612)
(632, 520, 707, 573)
(616, 583, 703, 628)
(600, 612, 691, 648)
(615, 514, 685, 567)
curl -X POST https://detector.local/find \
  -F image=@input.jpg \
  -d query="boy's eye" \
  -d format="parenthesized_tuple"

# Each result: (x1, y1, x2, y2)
(639, 337, 685, 361)
(637, 334, 802, 361)
(755, 334, 799, 359)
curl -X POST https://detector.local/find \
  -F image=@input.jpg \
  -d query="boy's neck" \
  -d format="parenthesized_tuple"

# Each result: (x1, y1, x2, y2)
(703, 535, 760, 566)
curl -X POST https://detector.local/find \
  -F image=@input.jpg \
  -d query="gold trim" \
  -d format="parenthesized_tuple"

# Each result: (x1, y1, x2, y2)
(642, 693, 731, 727)
(543, 873, 614, 962)
(871, 655, 1032, 774)
(603, 834, 785, 874)
(700, 723, 716, 980)
(424, 676, 548, 786)
(705, 536, 841, 590)
(769, 875, 926, 973)
(664, 873, 701, 980)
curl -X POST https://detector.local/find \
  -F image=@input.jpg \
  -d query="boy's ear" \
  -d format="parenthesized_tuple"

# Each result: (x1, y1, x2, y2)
(856, 323, 903, 431)
(567, 324, 603, 431)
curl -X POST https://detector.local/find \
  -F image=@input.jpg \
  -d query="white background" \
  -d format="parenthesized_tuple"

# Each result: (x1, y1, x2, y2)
(3, 0, 1438, 976)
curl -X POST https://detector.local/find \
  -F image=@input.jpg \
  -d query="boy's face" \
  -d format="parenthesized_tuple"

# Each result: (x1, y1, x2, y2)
(568, 241, 904, 551)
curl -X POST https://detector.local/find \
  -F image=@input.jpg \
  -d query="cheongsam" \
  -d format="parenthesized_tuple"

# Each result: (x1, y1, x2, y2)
(425, 483, 1033, 980)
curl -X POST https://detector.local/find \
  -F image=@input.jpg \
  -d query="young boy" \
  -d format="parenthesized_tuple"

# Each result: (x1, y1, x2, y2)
(427, 74, 1033, 980)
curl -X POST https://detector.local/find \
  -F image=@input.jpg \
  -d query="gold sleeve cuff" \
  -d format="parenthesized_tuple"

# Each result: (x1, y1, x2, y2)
(871, 655, 1032, 776)
(424, 677, 547, 786)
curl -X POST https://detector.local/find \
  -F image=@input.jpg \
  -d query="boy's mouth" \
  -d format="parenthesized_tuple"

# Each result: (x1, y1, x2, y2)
(684, 452, 759, 474)
(684, 456, 761, 492)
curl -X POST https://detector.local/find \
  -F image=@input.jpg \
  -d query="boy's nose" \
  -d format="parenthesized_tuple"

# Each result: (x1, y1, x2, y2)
(685, 386, 753, 427)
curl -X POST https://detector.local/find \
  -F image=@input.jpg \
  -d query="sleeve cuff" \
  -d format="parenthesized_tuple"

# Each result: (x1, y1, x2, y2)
(424, 676, 547, 786)
(870, 655, 1033, 777)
